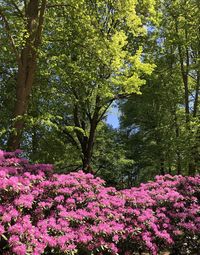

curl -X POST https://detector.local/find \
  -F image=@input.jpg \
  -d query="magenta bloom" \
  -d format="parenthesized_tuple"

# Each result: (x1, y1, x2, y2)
(0, 150, 199, 255)
(13, 244, 27, 255)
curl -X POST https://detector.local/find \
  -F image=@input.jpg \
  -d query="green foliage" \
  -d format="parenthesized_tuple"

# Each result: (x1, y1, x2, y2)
(119, 0, 200, 182)
(0, 0, 199, 186)
(23, 0, 155, 168)
(92, 123, 134, 187)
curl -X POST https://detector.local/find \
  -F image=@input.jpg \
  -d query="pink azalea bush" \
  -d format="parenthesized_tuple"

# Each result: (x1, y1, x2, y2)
(0, 150, 199, 255)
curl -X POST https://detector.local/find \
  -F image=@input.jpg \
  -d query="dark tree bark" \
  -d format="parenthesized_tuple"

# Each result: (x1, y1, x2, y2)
(160, 158, 165, 175)
(193, 70, 200, 118)
(81, 115, 98, 172)
(3, 0, 47, 151)
(175, 17, 197, 175)
(72, 96, 101, 173)
(174, 112, 182, 174)
(177, 42, 190, 123)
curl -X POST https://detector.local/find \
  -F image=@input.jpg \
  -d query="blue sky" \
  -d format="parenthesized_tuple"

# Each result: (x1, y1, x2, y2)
(106, 105, 120, 128)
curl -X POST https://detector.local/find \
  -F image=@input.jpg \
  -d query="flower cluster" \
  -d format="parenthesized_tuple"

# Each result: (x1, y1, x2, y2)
(0, 150, 199, 255)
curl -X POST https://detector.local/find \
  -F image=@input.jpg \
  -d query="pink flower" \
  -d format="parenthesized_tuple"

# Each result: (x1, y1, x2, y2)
(13, 244, 26, 255)
(9, 235, 20, 244)
(0, 150, 4, 159)
(0, 224, 5, 235)
(9, 223, 24, 235)
(2, 213, 12, 222)
(0, 150, 199, 255)
(113, 235, 119, 242)
(14, 194, 34, 208)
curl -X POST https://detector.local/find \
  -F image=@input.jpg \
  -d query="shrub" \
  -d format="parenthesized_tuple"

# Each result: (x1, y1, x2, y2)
(0, 150, 199, 255)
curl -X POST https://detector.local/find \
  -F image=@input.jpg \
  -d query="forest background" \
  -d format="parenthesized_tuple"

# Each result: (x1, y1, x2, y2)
(0, 0, 199, 188)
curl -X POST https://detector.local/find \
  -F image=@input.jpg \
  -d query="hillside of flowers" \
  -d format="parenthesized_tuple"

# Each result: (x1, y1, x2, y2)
(0, 150, 199, 255)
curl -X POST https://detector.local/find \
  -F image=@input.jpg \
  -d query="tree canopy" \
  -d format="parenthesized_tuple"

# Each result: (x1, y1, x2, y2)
(0, 0, 199, 186)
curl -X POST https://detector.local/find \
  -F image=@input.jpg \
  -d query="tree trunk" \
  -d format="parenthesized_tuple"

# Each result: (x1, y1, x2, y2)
(174, 112, 182, 174)
(189, 29, 200, 175)
(73, 96, 100, 173)
(160, 158, 165, 175)
(7, 0, 46, 151)
(7, 59, 36, 150)
(178, 45, 190, 123)
(175, 18, 196, 175)
(193, 70, 200, 118)
(82, 120, 97, 172)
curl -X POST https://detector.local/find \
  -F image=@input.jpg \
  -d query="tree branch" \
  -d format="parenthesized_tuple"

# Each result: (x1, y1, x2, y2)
(97, 99, 114, 123)
(46, 4, 76, 10)
(58, 164, 82, 173)
(62, 128, 81, 152)
(0, 9, 20, 62)
(10, 1, 25, 20)
(35, 0, 47, 47)
(97, 92, 135, 123)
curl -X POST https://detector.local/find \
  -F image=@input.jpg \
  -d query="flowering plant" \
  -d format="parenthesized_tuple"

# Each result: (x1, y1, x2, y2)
(0, 150, 199, 254)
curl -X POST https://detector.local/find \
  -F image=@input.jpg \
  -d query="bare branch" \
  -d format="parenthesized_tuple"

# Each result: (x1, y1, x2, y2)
(97, 91, 138, 124)
(97, 99, 113, 123)
(97, 92, 135, 123)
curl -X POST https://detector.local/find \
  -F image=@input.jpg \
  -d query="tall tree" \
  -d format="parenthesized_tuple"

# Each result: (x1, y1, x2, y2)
(0, 0, 47, 150)
(119, 0, 200, 182)
(161, 0, 200, 174)
(40, 0, 155, 171)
